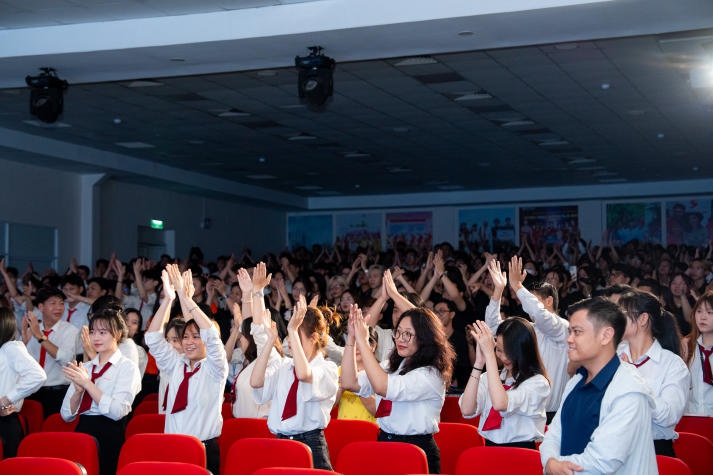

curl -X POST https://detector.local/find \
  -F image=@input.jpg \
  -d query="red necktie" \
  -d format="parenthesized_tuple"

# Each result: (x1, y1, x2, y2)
(632, 356, 650, 368)
(375, 398, 393, 418)
(171, 363, 201, 414)
(67, 308, 77, 323)
(39, 329, 52, 367)
(78, 362, 113, 413)
(481, 384, 511, 431)
(281, 367, 299, 421)
(699, 345, 713, 386)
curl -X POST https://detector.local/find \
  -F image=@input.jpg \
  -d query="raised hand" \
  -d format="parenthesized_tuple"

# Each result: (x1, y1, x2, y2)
(237, 268, 253, 294)
(288, 294, 307, 334)
(349, 304, 369, 346)
(487, 259, 507, 296)
(508, 255, 527, 291)
(161, 269, 176, 301)
(471, 320, 496, 356)
(252, 262, 271, 291)
(61, 361, 91, 392)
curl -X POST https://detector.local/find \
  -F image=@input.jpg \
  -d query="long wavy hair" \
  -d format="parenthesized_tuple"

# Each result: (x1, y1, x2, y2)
(387, 307, 455, 384)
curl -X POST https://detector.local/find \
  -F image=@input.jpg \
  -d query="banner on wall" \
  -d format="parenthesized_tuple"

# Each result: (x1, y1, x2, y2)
(665, 198, 713, 247)
(335, 213, 382, 252)
(519, 205, 579, 249)
(385, 211, 432, 250)
(606, 202, 662, 245)
(287, 214, 333, 249)
(458, 207, 516, 251)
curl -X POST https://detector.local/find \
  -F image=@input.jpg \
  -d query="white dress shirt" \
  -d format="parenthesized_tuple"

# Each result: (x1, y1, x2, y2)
(685, 336, 713, 416)
(618, 339, 690, 439)
(460, 370, 550, 444)
(253, 352, 338, 436)
(63, 302, 90, 332)
(540, 362, 657, 475)
(486, 289, 569, 412)
(232, 322, 279, 418)
(26, 319, 80, 386)
(60, 348, 141, 421)
(146, 326, 228, 441)
(374, 327, 394, 362)
(0, 340, 47, 410)
(123, 292, 158, 330)
(356, 360, 445, 435)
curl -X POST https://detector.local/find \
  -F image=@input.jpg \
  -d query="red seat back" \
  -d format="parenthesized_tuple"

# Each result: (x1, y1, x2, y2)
(336, 441, 428, 475)
(125, 414, 166, 438)
(434, 422, 484, 475)
(324, 419, 379, 466)
(223, 438, 312, 475)
(440, 395, 479, 426)
(40, 413, 79, 432)
(656, 454, 692, 475)
(219, 418, 274, 473)
(18, 399, 45, 434)
(18, 432, 99, 475)
(674, 431, 713, 475)
(118, 461, 210, 475)
(676, 416, 713, 445)
(0, 456, 86, 475)
(454, 446, 542, 475)
(117, 433, 206, 471)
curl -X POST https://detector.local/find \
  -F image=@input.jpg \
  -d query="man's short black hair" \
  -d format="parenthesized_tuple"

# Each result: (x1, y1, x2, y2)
(568, 297, 626, 347)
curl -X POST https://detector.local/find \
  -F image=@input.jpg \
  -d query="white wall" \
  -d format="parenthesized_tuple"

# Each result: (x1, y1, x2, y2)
(98, 179, 286, 262)
(0, 157, 81, 269)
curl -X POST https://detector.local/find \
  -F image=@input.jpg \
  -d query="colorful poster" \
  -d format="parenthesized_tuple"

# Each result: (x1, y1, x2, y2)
(385, 211, 432, 250)
(458, 207, 516, 252)
(665, 198, 713, 247)
(606, 202, 662, 245)
(287, 214, 333, 249)
(335, 213, 382, 252)
(519, 205, 579, 249)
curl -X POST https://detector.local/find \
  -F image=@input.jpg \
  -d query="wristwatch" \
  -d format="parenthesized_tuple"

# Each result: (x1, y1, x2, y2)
(36, 335, 47, 344)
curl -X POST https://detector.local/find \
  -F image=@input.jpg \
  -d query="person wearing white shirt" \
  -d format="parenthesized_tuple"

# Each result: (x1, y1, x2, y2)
(617, 290, 690, 456)
(61, 274, 91, 332)
(22, 287, 80, 417)
(684, 292, 713, 415)
(145, 266, 228, 475)
(540, 298, 656, 475)
(0, 307, 47, 457)
(485, 257, 569, 423)
(341, 305, 454, 474)
(252, 295, 338, 471)
(459, 318, 550, 448)
(157, 318, 185, 414)
(60, 307, 141, 475)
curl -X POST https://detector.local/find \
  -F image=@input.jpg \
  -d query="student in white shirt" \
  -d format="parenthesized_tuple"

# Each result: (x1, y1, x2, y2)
(145, 266, 228, 475)
(0, 307, 47, 457)
(684, 291, 713, 416)
(60, 306, 141, 475)
(251, 294, 338, 471)
(340, 305, 454, 474)
(22, 287, 80, 417)
(485, 257, 569, 424)
(60, 274, 91, 332)
(617, 290, 689, 456)
(459, 318, 550, 448)
(157, 317, 185, 414)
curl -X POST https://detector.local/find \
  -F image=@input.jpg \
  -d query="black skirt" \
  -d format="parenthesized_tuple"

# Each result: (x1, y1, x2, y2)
(76, 414, 127, 475)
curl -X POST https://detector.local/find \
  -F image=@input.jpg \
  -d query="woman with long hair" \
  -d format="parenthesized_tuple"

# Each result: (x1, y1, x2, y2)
(0, 307, 46, 457)
(341, 306, 455, 474)
(617, 290, 689, 456)
(684, 291, 713, 415)
(459, 318, 550, 449)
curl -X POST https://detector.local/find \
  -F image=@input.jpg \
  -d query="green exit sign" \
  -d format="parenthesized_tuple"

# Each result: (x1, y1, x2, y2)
(150, 219, 164, 230)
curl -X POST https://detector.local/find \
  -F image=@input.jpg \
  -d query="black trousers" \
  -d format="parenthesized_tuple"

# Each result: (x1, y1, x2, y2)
(484, 438, 537, 449)
(76, 415, 126, 475)
(28, 385, 69, 418)
(277, 429, 332, 470)
(378, 430, 440, 474)
(0, 412, 24, 458)
(654, 439, 676, 457)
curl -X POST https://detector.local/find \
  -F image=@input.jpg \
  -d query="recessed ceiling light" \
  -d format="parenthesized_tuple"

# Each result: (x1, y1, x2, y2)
(600, 83, 611, 90)
(113, 118, 122, 125)
(246, 174, 276, 180)
(217, 108, 250, 117)
(387, 167, 412, 173)
(170, 57, 186, 62)
(126, 80, 163, 88)
(437, 185, 465, 190)
(501, 120, 535, 127)
(23, 120, 71, 128)
(280, 104, 305, 109)
(188, 139, 204, 145)
(555, 43, 578, 50)
(394, 57, 438, 67)
(576, 166, 606, 171)
(599, 178, 628, 183)
(115, 141, 155, 149)
(593, 171, 618, 177)
(344, 151, 371, 158)
(566, 157, 596, 165)
(477, 162, 491, 167)
(354, 184, 361, 189)
(454, 92, 493, 101)
(538, 140, 570, 147)
(288, 132, 317, 141)
(258, 156, 266, 163)
(657, 133, 665, 139)
(692, 165, 700, 172)
(257, 70, 278, 77)
(457, 31, 474, 37)
(295, 185, 323, 191)
(2, 89, 21, 95)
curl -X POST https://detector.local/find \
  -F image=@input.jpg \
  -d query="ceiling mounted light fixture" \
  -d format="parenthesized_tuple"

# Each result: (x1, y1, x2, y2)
(25, 67, 68, 123)
(295, 46, 336, 111)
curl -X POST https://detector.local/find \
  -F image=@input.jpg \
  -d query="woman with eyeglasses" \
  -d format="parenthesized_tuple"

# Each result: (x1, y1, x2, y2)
(459, 318, 550, 449)
(341, 305, 455, 474)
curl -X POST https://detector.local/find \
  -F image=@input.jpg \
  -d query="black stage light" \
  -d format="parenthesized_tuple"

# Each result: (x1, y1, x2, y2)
(295, 46, 336, 111)
(25, 68, 69, 123)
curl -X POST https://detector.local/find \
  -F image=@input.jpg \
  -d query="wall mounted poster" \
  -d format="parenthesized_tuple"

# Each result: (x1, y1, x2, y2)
(665, 198, 713, 247)
(458, 207, 517, 252)
(519, 205, 579, 249)
(287, 214, 333, 249)
(606, 202, 662, 245)
(385, 211, 432, 250)
(335, 213, 382, 252)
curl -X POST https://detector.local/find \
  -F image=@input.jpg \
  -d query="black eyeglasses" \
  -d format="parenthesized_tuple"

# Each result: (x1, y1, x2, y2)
(393, 329, 415, 342)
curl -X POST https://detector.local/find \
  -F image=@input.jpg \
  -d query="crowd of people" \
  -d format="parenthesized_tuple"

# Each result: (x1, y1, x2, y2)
(0, 233, 712, 474)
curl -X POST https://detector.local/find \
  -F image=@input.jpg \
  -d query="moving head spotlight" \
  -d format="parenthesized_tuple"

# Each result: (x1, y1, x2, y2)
(25, 68, 69, 123)
(295, 46, 336, 111)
